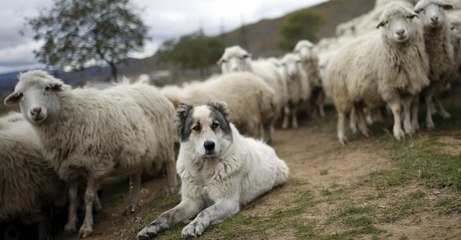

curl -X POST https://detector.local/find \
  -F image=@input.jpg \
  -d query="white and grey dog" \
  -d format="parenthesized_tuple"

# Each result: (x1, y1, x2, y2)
(137, 101, 289, 239)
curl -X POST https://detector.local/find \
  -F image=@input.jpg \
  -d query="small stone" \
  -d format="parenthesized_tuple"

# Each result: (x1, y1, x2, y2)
(320, 169, 328, 175)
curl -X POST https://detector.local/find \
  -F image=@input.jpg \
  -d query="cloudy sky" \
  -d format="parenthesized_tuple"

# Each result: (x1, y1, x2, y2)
(0, 0, 327, 74)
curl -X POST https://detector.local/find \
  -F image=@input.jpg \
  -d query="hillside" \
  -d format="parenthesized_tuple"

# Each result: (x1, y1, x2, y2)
(220, 0, 374, 57)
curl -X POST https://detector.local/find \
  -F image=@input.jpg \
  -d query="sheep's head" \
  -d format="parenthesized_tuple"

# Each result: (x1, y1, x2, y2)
(4, 70, 65, 125)
(448, 14, 461, 36)
(294, 40, 316, 61)
(377, 3, 420, 43)
(280, 53, 302, 80)
(218, 45, 251, 73)
(415, 0, 453, 29)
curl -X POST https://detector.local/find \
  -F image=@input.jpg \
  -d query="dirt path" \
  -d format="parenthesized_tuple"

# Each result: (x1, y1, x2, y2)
(63, 118, 461, 240)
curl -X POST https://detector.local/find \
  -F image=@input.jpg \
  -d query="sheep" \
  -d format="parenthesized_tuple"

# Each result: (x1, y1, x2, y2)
(218, 46, 287, 120)
(294, 40, 326, 117)
(279, 53, 311, 128)
(4, 70, 178, 238)
(161, 72, 276, 142)
(449, 11, 461, 78)
(327, 2, 430, 144)
(0, 114, 64, 240)
(415, 0, 456, 129)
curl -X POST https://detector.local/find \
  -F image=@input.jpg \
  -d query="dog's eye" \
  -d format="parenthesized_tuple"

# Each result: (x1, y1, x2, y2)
(192, 125, 201, 131)
(211, 122, 219, 129)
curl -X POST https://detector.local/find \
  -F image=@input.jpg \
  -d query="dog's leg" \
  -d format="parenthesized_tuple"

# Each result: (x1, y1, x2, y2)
(181, 199, 239, 238)
(137, 198, 204, 240)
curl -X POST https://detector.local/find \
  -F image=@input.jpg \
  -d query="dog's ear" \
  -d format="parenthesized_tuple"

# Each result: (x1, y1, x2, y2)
(176, 103, 192, 125)
(208, 100, 230, 118)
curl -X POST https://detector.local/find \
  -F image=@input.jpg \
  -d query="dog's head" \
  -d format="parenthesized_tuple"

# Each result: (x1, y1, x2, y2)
(176, 101, 233, 158)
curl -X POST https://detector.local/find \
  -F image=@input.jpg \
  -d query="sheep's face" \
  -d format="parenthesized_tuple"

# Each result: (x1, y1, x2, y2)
(4, 72, 63, 125)
(218, 46, 251, 73)
(176, 102, 232, 159)
(415, 2, 453, 29)
(294, 41, 315, 61)
(450, 22, 461, 36)
(281, 54, 302, 80)
(378, 6, 419, 43)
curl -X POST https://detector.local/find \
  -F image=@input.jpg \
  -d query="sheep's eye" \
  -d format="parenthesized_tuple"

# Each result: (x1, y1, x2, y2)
(45, 86, 50, 91)
(407, 15, 417, 19)
(211, 122, 219, 129)
(221, 59, 227, 63)
(192, 125, 201, 131)
(18, 92, 23, 97)
(241, 54, 249, 59)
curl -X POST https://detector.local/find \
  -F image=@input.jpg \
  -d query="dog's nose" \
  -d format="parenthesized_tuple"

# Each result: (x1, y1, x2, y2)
(31, 107, 42, 116)
(204, 141, 215, 151)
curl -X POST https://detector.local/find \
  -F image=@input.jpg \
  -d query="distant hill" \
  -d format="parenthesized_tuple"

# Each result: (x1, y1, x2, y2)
(0, 0, 374, 91)
(220, 0, 374, 57)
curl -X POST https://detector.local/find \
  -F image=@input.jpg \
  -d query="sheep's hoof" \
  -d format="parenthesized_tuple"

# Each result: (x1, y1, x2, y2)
(339, 137, 348, 146)
(426, 121, 435, 130)
(440, 112, 451, 119)
(64, 223, 77, 233)
(124, 206, 137, 215)
(78, 225, 93, 238)
(394, 130, 404, 140)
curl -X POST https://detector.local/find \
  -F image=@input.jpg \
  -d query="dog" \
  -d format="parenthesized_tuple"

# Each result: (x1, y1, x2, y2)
(137, 101, 289, 239)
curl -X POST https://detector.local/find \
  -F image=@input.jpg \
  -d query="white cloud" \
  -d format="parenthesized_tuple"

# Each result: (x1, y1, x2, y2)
(0, 0, 327, 74)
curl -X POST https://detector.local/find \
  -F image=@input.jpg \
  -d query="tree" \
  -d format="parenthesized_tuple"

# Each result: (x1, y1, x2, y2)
(159, 33, 225, 77)
(25, 0, 148, 80)
(278, 9, 323, 51)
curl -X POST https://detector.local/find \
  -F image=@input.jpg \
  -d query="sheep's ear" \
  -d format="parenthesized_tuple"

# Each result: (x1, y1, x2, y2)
(376, 21, 386, 29)
(208, 100, 230, 118)
(441, 4, 453, 11)
(49, 82, 63, 91)
(176, 103, 192, 123)
(4, 92, 21, 106)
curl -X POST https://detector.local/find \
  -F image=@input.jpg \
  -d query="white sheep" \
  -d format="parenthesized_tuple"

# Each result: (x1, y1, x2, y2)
(327, 2, 430, 144)
(415, 0, 456, 129)
(161, 72, 276, 142)
(0, 114, 64, 240)
(4, 70, 178, 238)
(218, 46, 287, 120)
(294, 40, 326, 117)
(279, 53, 311, 128)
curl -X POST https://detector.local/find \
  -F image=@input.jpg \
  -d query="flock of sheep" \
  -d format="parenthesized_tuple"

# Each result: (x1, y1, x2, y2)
(1, 0, 461, 239)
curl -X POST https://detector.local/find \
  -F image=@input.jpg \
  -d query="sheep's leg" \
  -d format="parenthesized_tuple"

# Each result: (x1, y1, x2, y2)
(425, 89, 436, 129)
(78, 178, 97, 238)
(38, 219, 49, 240)
(435, 98, 451, 119)
(411, 96, 420, 132)
(364, 108, 374, 125)
(349, 106, 358, 134)
(264, 120, 274, 144)
(137, 198, 205, 240)
(357, 108, 369, 137)
(93, 192, 102, 211)
(165, 152, 178, 195)
(64, 181, 78, 232)
(125, 171, 142, 214)
(388, 99, 404, 140)
(402, 97, 413, 135)
(181, 199, 239, 238)
(317, 91, 326, 117)
(292, 104, 299, 128)
(282, 106, 290, 129)
(338, 111, 348, 145)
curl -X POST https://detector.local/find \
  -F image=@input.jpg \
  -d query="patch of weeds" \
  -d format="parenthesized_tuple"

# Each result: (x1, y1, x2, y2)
(378, 190, 427, 224)
(325, 205, 384, 239)
(434, 196, 461, 215)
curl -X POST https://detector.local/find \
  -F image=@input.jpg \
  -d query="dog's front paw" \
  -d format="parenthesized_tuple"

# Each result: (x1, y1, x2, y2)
(137, 223, 162, 240)
(181, 222, 206, 239)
